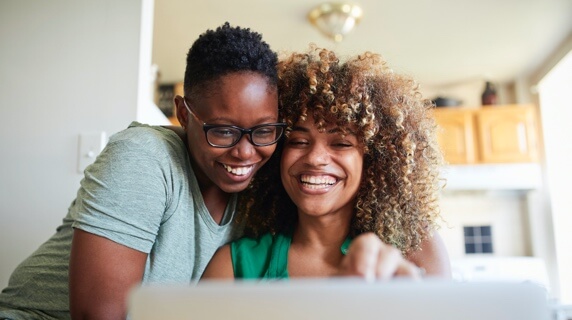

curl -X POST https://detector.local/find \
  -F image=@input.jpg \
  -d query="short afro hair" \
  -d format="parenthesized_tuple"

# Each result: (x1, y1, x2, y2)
(184, 22, 278, 97)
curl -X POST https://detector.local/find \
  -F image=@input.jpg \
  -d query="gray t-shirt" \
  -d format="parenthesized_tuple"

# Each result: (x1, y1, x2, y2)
(0, 122, 241, 320)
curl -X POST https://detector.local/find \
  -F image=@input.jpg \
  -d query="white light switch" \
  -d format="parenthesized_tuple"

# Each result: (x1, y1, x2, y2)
(77, 132, 107, 173)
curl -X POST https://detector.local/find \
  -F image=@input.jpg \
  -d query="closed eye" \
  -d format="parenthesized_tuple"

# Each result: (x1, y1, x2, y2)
(210, 128, 236, 137)
(286, 138, 308, 146)
(253, 129, 275, 136)
(332, 141, 355, 148)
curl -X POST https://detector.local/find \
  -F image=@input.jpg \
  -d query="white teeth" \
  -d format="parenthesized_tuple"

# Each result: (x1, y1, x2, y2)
(300, 175, 337, 189)
(303, 183, 331, 190)
(222, 164, 253, 176)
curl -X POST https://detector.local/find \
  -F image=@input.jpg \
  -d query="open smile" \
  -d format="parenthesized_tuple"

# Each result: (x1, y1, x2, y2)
(299, 174, 339, 190)
(222, 163, 255, 176)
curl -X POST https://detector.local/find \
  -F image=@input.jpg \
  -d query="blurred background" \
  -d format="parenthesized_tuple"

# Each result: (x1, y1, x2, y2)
(1, 0, 571, 310)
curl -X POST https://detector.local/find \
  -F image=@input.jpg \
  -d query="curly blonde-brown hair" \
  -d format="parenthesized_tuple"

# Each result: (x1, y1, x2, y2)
(237, 46, 443, 254)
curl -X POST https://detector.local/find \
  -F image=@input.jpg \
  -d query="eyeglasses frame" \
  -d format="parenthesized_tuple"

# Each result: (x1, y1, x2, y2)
(182, 97, 287, 148)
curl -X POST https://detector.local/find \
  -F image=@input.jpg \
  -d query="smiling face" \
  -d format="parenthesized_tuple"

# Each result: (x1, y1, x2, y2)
(176, 72, 279, 194)
(280, 115, 364, 220)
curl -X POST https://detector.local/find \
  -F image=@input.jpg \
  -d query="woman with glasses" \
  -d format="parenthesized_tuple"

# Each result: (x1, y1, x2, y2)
(202, 46, 451, 280)
(0, 23, 282, 319)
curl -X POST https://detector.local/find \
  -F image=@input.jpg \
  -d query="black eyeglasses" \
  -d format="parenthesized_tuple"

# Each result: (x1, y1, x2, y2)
(183, 98, 286, 148)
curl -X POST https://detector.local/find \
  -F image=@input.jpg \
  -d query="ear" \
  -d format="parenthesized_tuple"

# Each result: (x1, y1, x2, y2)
(174, 95, 188, 129)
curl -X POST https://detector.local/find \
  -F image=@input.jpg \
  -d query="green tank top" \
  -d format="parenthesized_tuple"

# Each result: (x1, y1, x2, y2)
(230, 233, 351, 279)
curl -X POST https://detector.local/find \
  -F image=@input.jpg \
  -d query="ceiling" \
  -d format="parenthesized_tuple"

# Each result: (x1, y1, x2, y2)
(152, 0, 572, 89)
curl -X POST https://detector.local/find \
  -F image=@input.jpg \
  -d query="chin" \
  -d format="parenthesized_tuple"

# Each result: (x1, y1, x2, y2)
(296, 204, 331, 216)
(220, 181, 251, 194)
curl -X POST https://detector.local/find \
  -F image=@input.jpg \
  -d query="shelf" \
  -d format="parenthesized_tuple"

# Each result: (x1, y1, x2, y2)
(440, 163, 542, 190)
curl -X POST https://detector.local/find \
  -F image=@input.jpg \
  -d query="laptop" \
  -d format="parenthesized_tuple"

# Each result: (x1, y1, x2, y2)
(128, 279, 551, 320)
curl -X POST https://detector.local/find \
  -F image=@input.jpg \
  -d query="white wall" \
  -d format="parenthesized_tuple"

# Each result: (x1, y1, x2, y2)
(538, 50, 572, 304)
(421, 79, 515, 107)
(438, 190, 530, 259)
(0, 0, 156, 288)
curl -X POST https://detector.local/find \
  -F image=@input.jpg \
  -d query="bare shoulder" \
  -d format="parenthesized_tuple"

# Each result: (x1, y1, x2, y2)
(406, 231, 452, 278)
(201, 244, 235, 280)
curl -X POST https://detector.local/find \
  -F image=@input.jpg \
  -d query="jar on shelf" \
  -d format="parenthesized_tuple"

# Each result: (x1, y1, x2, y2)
(481, 81, 498, 106)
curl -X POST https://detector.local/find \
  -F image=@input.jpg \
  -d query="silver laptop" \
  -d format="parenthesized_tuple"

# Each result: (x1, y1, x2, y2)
(128, 279, 551, 320)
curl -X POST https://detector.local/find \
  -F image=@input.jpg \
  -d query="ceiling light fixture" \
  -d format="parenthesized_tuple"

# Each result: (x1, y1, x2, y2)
(308, 2, 363, 43)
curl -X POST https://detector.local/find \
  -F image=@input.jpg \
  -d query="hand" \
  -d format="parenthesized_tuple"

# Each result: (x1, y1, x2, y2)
(337, 233, 424, 281)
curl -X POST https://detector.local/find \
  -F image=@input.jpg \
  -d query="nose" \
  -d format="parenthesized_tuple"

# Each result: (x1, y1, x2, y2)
(229, 134, 256, 160)
(305, 142, 330, 166)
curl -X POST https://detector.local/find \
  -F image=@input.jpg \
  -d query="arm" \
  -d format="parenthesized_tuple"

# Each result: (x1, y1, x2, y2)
(406, 231, 451, 278)
(201, 244, 235, 279)
(68, 128, 175, 318)
(69, 229, 147, 320)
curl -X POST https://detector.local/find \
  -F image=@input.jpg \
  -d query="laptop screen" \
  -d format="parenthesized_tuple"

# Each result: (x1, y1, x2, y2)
(129, 279, 551, 320)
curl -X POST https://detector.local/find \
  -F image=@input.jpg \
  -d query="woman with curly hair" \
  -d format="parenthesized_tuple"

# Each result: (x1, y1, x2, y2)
(202, 46, 450, 280)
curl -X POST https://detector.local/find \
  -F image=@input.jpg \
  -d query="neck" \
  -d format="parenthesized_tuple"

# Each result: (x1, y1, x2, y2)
(292, 213, 351, 249)
(201, 186, 230, 224)
(287, 211, 352, 277)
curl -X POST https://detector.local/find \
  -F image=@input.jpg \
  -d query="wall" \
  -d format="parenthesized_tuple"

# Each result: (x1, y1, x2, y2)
(0, 0, 157, 288)
(424, 36, 572, 299)
(438, 190, 530, 258)
(421, 79, 515, 107)
(537, 50, 572, 304)
(512, 32, 572, 303)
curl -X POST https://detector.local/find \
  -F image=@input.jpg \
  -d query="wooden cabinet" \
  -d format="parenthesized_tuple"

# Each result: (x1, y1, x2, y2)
(434, 109, 477, 164)
(434, 105, 539, 164)
(476, 106, 539, 163)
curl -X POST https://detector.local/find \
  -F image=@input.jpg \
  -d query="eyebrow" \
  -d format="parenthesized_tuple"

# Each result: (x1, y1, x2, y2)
(207, 116, 278, 124)
(290, 125, 355, 135)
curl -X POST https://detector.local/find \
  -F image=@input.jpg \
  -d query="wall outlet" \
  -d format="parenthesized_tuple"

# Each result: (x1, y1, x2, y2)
(77, 132, 107, 173)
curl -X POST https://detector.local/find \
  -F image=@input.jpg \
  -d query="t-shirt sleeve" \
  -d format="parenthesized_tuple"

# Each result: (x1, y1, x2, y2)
(72, 133, 172, 253)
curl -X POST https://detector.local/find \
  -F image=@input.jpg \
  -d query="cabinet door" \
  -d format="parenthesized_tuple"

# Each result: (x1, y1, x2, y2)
(434, 109, 477, 164)
(476, 105, 538, 163)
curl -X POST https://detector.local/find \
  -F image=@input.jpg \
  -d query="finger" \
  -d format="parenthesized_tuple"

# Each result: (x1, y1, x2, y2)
(350, 244, 379, 280)
(395, 261, 424, 280)
(340, 234, 381, 279)
(374, 245, 402, 280)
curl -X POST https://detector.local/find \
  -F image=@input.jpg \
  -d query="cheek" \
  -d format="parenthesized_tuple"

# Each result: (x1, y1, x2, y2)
(280, 155, 290, 181)
(280, 148, 299, 174)
(350, 155, 364, 188)
(188, 133, 224, 160)
(196, 149, 225, 168)
(258, 145, 277, 164)
(280, 152, 297, 189)
(187, 127, 208, 149)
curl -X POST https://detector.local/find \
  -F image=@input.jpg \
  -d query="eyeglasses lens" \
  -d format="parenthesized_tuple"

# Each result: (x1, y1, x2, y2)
(206, 125, 284, 147)
(252, 126, 283, 145)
